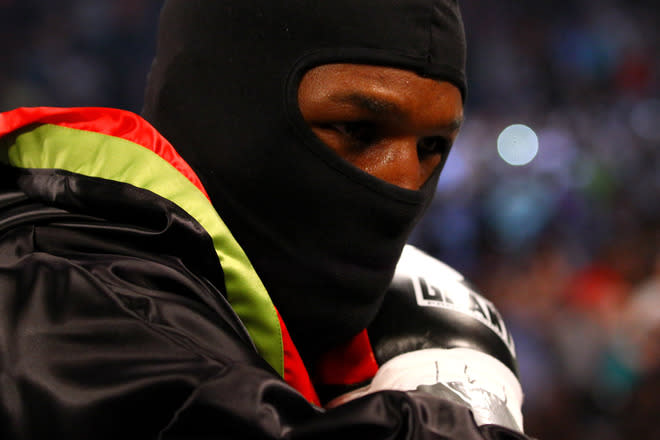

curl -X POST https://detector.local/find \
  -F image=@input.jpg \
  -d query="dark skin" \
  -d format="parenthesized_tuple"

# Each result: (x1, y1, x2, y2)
(298, 64, 464, 191)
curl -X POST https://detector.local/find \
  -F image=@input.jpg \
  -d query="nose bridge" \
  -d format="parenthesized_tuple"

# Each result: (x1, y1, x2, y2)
(384, 136, 423, 191)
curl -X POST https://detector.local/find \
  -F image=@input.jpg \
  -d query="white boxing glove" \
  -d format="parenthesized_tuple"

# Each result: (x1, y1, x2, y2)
(327, 245, 524, 433)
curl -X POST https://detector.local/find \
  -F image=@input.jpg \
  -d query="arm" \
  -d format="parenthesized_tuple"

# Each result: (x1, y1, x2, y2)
(0, 246, 529, 440)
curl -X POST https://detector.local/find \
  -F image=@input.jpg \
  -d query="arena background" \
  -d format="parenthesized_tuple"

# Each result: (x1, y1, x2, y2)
(1, 1, 658, 439)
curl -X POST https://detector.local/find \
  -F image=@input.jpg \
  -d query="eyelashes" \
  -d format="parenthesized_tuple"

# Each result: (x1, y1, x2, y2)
(330, 121, 451, 158)
(332, 121, 379, 147)
(417, 136, 451, 158)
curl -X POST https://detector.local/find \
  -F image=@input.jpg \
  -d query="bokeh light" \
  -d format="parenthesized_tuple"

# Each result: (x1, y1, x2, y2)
(497, 124, 539, 166)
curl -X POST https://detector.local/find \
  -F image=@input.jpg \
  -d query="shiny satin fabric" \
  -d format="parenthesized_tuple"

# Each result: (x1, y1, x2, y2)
(0, 166, 530, 439)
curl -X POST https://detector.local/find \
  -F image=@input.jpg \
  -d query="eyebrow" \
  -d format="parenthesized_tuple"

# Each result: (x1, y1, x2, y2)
(331, 93, 401, 116)
(329, 92, 464, 132)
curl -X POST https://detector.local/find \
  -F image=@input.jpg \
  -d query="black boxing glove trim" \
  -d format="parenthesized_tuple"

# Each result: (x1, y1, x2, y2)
(368, 245, 519, 376)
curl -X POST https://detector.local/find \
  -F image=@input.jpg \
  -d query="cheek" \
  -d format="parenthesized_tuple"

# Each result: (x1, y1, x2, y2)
(356, 141, 428, 190)
(309, 128, 442, 190)
(312, 130, 406, 183)
(353, 146, 401, 177)
(421, 154, 445, 176)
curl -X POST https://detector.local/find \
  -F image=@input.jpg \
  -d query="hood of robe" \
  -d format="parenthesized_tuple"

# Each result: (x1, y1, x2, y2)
(142, 0, 466, 361)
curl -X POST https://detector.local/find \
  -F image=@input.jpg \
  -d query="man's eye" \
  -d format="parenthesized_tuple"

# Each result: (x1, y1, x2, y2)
(417, 137, 450, 157)
(333, 121, 379, 146)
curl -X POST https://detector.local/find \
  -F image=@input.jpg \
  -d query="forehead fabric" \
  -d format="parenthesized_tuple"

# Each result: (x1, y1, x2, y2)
(148, 0, 466, 100)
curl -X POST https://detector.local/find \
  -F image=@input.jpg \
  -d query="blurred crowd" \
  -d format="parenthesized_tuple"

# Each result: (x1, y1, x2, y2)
(1, 1, 658, 439)
(411, 1, 659, 438)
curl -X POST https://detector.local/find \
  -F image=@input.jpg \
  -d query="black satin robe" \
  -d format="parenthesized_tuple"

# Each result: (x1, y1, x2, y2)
(0, 163, 529, 439)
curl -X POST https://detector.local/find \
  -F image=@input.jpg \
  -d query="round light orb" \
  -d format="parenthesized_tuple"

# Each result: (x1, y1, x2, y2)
(497, 124, 539, 166)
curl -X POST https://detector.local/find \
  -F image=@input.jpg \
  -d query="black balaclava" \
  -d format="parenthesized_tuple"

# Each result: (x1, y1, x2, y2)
(142, 0, 466, 362)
